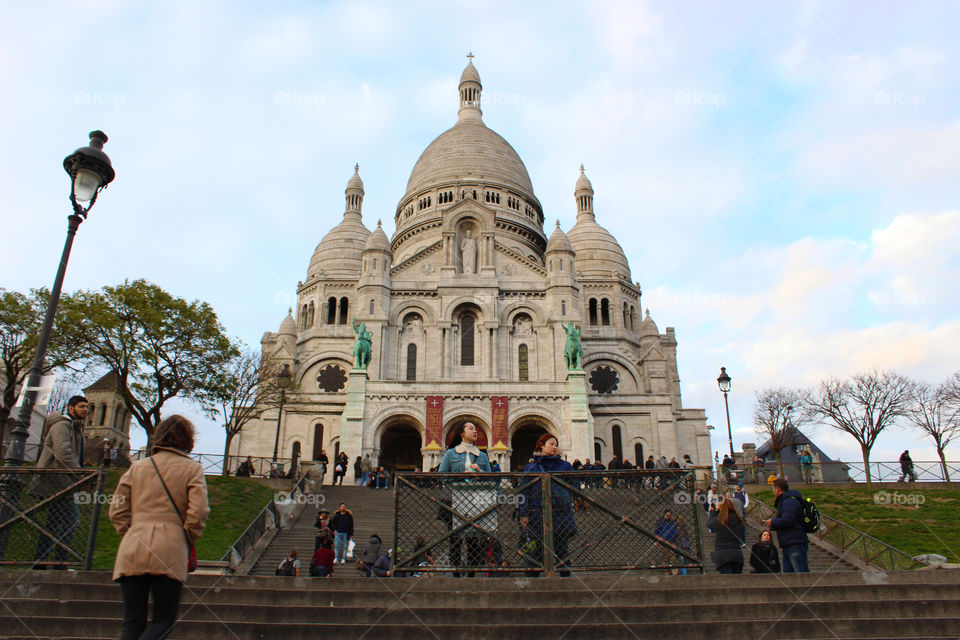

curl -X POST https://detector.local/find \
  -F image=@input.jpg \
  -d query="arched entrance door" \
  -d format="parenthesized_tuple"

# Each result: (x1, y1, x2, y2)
(510, 422, 549, 471)
(379, 423, 423, 473)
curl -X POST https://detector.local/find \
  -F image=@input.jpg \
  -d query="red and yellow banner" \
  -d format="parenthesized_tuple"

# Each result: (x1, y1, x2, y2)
(425, 396, 444, 451)
(490, 396, 509, 451)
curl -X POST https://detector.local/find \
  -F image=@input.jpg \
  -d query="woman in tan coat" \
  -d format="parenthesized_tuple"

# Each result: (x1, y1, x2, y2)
(109, 415, 210, 640)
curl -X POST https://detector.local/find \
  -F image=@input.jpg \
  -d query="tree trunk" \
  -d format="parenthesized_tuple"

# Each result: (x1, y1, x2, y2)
(222, 431, 235, 477)
(775, 450, 784, 480)
(937, 446, 949, 483)
(861, 444, 872, 483)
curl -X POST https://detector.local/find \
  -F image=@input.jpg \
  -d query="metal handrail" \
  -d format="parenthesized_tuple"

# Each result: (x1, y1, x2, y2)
(220, 474, 309, 569)
(127, 451, 295, 477)
(711, 477, 923, 571)
(717, 459, 959, 484)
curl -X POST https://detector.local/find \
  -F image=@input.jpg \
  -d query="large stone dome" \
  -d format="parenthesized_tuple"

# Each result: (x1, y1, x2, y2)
(307, 214, 370, 278)
(567, 218, 631, 279)
(404, 119, 535, 200)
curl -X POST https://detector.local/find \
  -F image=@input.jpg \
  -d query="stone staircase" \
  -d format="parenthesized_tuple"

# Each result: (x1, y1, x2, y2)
(2, 569, 960, 638)
(694, 500, 858, 572)
(250, 485, 395, 577)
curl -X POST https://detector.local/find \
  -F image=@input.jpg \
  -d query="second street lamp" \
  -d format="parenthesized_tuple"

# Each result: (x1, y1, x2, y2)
(271, 364, 293, 465)
(717, 366, 734, 458)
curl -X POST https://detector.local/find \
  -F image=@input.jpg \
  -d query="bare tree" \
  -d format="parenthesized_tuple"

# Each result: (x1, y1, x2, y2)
(46, 369, 90, 414)
(906, 375, 960, 482)
(216, 351, 290, 475)
(753, 387, 814, 478)
(807, 370, 913, 482)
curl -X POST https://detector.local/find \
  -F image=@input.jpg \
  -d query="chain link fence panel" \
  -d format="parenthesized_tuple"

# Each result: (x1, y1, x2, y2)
(395, 470, 702, 575)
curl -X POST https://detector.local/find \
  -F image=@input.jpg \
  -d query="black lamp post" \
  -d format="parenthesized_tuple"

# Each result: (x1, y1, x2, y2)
(271, 364, 292, 463)
(3, 131, 115, 467)
(717, 366, 734, 458)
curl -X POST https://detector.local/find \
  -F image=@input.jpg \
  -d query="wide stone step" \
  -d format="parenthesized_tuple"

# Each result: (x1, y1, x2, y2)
(4, 597, 959, 624)
(3, 615, 959, 639)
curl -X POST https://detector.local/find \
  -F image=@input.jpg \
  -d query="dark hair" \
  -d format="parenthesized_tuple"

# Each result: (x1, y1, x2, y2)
(773, 478, 790, 492)
(68, 395, 88, 408)
(534, 432, 557, 452)
(152, 415, 195, 453)
(758, 530, 772, 542)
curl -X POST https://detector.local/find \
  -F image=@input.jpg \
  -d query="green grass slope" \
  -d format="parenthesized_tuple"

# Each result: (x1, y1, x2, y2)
(92, 468, 278, 569)
(752, 486, 960, 564)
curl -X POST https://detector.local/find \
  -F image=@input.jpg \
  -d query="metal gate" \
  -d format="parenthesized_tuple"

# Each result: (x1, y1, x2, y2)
(0, 467, 107, 570)
(394, 469, 702, 575)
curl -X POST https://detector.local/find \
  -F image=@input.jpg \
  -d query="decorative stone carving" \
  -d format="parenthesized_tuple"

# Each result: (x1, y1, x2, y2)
(513, 315, 533, 336)
(460, 230, 477, 274)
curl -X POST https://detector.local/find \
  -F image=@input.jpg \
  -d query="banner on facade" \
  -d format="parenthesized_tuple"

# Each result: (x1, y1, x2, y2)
(490, 396, 509, 451)
(425, 396, 444, 451)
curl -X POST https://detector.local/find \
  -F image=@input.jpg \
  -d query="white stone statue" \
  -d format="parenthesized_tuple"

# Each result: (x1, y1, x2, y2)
(460, 230, 477, 274)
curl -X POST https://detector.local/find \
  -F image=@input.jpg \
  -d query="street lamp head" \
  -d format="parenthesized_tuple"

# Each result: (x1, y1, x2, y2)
(278, 363, 292, 381)
(63, 130, 116, 214)
(717, 366, 732, 393)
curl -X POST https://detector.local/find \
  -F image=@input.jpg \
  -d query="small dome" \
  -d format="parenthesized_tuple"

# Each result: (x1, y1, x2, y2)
(308, 215, 370, 278)
(639, 309, 659, 338)
(460, 60, 481, 85)
(546, 220, 573, 253)
(567, 217, 631, 279)
(346, 164, 364, 193)
(279, 310, 297, 336)
(364, 220, 391, 253)
(575, 164, 593, 194)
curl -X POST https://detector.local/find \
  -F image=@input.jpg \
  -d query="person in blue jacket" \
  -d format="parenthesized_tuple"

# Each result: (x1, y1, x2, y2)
(438, 421, 491, 576)
(763, 478, 809, 572)
(518, 433, 578, 577)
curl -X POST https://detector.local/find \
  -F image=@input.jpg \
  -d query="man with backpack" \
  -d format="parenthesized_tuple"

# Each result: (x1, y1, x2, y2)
(763, 478, 810, 573)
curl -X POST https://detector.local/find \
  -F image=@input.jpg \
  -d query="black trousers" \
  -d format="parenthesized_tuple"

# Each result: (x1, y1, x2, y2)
(119, 574, 183, 640)
(449, 535, 484, 577)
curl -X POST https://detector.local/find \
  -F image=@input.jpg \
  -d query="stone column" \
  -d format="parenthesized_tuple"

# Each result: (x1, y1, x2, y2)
(566, 371, 593, 461)
(339, 369, 368, 461)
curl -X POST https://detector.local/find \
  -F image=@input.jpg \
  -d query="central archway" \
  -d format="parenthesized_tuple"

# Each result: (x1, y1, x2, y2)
(379, 423, 423, 473)
(510, 421, 550, 471)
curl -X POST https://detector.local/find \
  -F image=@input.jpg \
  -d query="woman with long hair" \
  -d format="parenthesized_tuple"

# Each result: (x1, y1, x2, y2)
(706, 497, 745, 574)
(437, 421, 491, 576)
(519, 433, 578, 577)
(109, 415, 210, 639)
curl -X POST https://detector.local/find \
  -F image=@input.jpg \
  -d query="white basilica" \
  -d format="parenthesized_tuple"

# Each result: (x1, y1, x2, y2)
(232, 59, 711, 472)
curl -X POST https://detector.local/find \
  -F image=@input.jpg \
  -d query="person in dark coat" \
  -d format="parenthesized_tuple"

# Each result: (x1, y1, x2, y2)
(707, 498, 745, 573)
(654, 509, 681, 575)
(519, 433, 577, 577)
(329, 502, 354, 564)
(360, 533, 382, 577)
(763, 479, 810, 572)
(371, 549, 393, 577)
(749, 530, 781, 573)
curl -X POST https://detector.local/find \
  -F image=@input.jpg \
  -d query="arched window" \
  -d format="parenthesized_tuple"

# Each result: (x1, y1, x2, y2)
(589, 298, 598, 326)
(601, 299, 611, 326)
(634, 443, 644, 465)
(460, 312, 475, 366)
(561, 300, 566, 316)
(406, 343, 417, 381)
(623, 302, 629, 328)
(612, 425, 623, 460)
(326, 297, 337, 324)
(98, 404, 107, 425)
(338, 297, 349, 324)
(594, 442, 602, 462)
(307, 302, 315, 328)
(87, 404, 95, 425)
(312, 424, 324, 460)
(518, 344, 528, 382)
(630, 305, 637, 332)
(369, 299, 375, 314)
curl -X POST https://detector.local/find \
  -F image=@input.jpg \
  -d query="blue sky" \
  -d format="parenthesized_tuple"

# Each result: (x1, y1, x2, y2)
(2, 1, 958, 464)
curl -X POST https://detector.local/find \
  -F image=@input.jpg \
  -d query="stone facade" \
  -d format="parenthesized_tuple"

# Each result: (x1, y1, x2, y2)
(232, 59, 711, 472)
